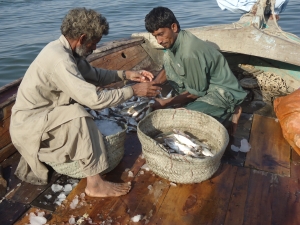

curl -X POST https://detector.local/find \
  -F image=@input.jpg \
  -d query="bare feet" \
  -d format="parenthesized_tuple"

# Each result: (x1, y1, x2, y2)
(230, 106, 242, 136)
(85, 174, 131, 197)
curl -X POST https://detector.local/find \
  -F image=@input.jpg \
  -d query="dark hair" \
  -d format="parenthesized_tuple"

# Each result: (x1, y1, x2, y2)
(61, 7, 109, 42)
(145, 7, 180, 33)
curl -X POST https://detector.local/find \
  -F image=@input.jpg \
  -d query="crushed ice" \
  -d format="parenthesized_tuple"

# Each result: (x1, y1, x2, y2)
(95, 119, 123, 136)
(131, 214, 142, 222)
(141, 163, 150, 171)
(28, 211, 47, 225)
(128, 171, 134, 177)
(230, 139, 251, 153)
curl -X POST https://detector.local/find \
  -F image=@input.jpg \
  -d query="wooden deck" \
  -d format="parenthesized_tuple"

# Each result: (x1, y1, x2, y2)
(0, 102, 299, 225)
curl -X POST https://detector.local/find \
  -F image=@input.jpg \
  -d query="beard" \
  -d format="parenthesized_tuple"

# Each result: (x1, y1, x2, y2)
(75, 44, 93, 58)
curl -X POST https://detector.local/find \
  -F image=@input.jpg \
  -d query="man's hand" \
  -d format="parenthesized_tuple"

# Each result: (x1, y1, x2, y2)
(126, 70, 154, 82)
(152, 98, 168, 110)
(131, 82, 162, 97)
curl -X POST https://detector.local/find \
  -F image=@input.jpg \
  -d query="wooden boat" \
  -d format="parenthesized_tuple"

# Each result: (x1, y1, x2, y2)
(1, 16, 300, 224)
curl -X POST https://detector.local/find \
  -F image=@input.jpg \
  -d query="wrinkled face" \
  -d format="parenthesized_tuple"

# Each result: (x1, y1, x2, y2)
(152, 23, 179, 49)
(75, 37, 101, 57)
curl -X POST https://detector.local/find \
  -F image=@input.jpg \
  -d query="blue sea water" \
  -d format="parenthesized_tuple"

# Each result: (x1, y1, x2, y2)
(0, 0, 299, 86)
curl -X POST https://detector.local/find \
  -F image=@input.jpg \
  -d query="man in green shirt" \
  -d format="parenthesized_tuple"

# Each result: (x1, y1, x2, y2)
(145, 7, 247, 134)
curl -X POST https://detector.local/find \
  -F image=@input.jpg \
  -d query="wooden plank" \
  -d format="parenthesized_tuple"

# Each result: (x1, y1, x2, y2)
(291, 149, 300, 179)
(1, 152, 22, 195)
(0, 165, 7, 198)
(14, 207, 52, 225)
(90, 45, 148, 70)
(1, 150, 62, 206)
(6, 168, 61, 206)
(103, 170, 170, 224)
(87, 37, 144, 62)
(0, 130, 12, 150)
(0, 102, 13, 121)
(0, 112, 11, 137)
(0, 199, 29, 225)
(270, 175, 300, 225)
(0, 143, 17, 163)
(223, 113, 253, 167)
(150, 164, 237, 225)
(242, 170, 276, 225)
(245, 114, 290, 176)
(224, 167, 251, 225)
(31, 175, 77, 212)
(49, 158, 145, 224)
(49, 133, 146, 224)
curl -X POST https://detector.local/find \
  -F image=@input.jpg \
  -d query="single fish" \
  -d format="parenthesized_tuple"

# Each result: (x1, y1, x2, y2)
(202, 148, 214, 157)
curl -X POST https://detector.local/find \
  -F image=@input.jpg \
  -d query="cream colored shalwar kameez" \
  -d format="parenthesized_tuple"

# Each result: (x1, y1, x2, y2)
(10, 35, 133, 185)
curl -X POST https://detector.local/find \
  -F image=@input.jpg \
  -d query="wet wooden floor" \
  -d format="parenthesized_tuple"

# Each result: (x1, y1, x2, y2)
(1, 104, 300, 225)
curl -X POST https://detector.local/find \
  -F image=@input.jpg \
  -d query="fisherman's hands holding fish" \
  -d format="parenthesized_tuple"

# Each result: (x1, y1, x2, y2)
(131, 82, 162, 97)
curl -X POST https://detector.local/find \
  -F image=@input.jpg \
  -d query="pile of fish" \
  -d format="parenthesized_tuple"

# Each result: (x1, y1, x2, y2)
(87, 89, 173, 133)
(154, 129, 214, 158)
(87, 96, 154, 132)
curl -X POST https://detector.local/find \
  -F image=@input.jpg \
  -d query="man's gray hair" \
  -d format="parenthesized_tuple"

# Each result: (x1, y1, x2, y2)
(61, 8, 109, 42)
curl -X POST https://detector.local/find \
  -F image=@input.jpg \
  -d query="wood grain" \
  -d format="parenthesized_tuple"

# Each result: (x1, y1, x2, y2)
(245, 114, 290, 176)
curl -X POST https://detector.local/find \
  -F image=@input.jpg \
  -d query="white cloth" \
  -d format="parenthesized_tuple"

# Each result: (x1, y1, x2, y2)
(216, 0, 289, 14)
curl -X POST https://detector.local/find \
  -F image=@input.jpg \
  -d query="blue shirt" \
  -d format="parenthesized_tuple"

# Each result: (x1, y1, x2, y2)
(216, 0, 289, 14)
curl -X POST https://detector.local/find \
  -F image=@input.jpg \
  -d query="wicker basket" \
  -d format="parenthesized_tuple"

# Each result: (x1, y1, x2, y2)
(100, 121, 127, 174)
(46, 121, 127, 178)
(137, 109, 229, 184)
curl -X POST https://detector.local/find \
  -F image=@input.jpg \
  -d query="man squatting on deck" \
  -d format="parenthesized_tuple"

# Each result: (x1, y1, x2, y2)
(145, 7, 247, 134)
(9, 8, 161, 197)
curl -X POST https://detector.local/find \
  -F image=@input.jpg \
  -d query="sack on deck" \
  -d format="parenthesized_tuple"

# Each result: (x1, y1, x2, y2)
(274, 89, 300, 155)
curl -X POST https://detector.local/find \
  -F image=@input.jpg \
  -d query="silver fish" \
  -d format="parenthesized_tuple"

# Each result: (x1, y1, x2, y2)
(164, 137, 198, 157)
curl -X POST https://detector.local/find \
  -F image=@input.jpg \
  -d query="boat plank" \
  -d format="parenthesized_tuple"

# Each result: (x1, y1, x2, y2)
(224, 167, 250, 225)
(48, 133, 146, 224)
(0, 102, 13, 121)
(0, 116, 10, 139)
(89, 45, 148, 70)
(245, 114, 290, 176)
(6, 169, 61, 205)
(243, 170, 274, 225)
(0, 199, 29, 225)
(0, 143, 17, 163)
(1, 150, 62, 206)
(1, 152, 22, 195)
(291, 149, 300, 180)
(14, 207, 52, 225)
(31, 175, 78, 212)
(104, 171, 170, 224)
(223, 113, 253, 167)
(270, 174, 300, 225)
(150, 164, 237, 225)
(87, 37, 144, 62)
(0, 131, 12, 150)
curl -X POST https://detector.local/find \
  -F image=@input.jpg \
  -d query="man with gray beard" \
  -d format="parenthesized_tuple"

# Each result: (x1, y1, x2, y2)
(10, 8, 161, 197)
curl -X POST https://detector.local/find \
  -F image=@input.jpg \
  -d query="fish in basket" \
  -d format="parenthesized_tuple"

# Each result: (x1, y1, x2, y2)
(137, 109, 229, 184)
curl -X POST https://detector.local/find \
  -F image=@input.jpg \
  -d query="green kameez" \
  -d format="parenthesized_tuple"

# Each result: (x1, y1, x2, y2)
(163, 30, 247, 126)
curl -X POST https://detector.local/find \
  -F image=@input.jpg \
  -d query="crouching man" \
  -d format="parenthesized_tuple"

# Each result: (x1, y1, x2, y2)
(10, 8, 161, 197)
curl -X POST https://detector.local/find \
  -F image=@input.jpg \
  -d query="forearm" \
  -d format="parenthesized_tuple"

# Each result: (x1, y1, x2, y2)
(154, 69, 167, 84)
(159, 91, 198, 108)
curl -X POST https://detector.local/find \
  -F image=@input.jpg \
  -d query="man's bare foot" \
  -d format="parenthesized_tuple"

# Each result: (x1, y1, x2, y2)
(85, 174, 131, 197)
(230, 106, 242, 136)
